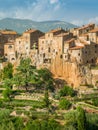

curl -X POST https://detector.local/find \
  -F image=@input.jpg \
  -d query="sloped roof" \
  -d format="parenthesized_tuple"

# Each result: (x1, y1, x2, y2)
(69, 46, 84, 50)
(89, 28, 98, 33)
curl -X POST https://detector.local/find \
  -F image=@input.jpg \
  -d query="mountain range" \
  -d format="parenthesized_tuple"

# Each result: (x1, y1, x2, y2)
(0, 18, 77, 34)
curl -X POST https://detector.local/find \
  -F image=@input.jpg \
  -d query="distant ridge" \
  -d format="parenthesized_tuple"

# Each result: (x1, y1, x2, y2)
(0, 18, 77, 33)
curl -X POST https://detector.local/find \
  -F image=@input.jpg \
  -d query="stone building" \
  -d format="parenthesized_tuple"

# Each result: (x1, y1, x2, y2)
(2, 24, 98, 88)
(15, 29, 44, 65)
(4, 42, 16, 64)
(38, 26, 98, 87)
(88, 28, 98, 43)
(38, 28, 73, 65)
(0, 30, 18, 56)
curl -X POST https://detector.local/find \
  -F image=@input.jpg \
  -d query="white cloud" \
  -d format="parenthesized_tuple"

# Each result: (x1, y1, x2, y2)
(50, 0, 59, 4)
(88, 17, 98, 23)
(71, 20, 85, 26)
(0, 0, 66, 22)
(71, 17, 98, 26)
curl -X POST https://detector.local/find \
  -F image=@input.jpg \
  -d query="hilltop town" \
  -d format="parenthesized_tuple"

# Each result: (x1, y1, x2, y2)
(1, 23, 98, 130)
(0, 23, 98, 88)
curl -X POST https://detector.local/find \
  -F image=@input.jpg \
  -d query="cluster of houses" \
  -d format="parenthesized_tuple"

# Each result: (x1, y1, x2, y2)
(1, 23, 98, 87)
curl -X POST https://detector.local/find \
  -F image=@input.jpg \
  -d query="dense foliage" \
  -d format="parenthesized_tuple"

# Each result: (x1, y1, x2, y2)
(59, 85, 75, 97)
(0, 59, 98, 130)
(2, 62, 13, 79)
(77, 107, 86, 130)
(92, 98, 98, 106)
(59, 98, 71, 110)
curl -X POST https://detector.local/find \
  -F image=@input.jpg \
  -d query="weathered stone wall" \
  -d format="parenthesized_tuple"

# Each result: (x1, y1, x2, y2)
(91, 69, 98, 86)
(49, 54, 92, 88)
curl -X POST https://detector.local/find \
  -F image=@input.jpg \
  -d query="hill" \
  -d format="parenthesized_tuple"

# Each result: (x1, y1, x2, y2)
(0, 18, 77, 33)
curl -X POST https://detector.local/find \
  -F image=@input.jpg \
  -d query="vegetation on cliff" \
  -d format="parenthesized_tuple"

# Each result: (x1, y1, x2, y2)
(0, 58, 98, 130)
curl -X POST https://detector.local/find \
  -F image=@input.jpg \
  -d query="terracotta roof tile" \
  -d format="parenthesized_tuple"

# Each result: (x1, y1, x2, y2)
(39, 35, 45, 39)
(66, 38, 75, 43)
(5, 42, 14, 45)
(24, 29, 37, 33)
(48, 28, 65, 34)
(89, 28, 98, 33)
(77, 23, 95, 30)
(56, 32, 69, 37)
(70, 46, 84, 50)
(0, 30, 17, 35)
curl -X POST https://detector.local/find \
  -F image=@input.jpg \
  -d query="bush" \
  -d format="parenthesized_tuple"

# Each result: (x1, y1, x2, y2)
(59, 86, 75, 97)
(77, 107, 86, 130)
(59, 98, 71, 110)
(2, 88, 13, 100)
(86, 113, 98, 130)
(92, 98, 98, 106)
(24, 119, 61, 130)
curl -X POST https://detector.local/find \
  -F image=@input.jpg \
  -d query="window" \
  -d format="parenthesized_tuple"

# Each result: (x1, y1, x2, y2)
(11, 58, 15, 60)
(91, 59, 94, 63)
(56, 52, 58, 55)
(85, 51, 87, 54)
(48, 47, 51, 53)
(78, 53, 80, 56)
(48, 34, 50, 37)
(5, 53, 7, 56)
(60, 54, 63, 59)
(8, 45, 12, 49)
(43, 53, 45, 58)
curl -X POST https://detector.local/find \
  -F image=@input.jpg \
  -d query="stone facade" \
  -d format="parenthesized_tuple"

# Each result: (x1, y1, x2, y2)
(37, 26, 98, 87)
(15, 29, 44, 61)
(0, 30, 18, 56)
(1, 24, 98, 88)
(4, 42, 16, 64)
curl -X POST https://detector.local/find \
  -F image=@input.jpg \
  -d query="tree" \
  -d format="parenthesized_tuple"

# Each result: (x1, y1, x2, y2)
(59, 85, 75, 97)
(92, 98, 98, 106)
(59, 98, 71, 110)
(36, 68, 54, 91)
(43, 89, 50, 108)
(2, 79, 13, 100)
(2, 62, 13, 80)
(77, 107, 86, 130)
(13, 58, 36, 91)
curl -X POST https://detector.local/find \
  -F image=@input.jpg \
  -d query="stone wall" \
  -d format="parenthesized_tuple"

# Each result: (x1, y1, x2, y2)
(91, 69, 98, 87)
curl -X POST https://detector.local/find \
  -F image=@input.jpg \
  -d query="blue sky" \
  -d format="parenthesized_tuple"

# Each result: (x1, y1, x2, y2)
(0, 0, 98, 25)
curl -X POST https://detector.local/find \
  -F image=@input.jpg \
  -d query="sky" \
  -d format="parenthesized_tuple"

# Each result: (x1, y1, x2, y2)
(0, 0, 98, 25)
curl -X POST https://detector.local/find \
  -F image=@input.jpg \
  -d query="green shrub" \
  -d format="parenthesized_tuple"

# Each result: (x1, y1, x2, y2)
(59, 98, 71, 110)
(2, 88, 12, 100)
(92, 98, 98, 106)
(24, 119, 61, 130)
(86, 113, 98, 130)
(77, 107, 86, 130)
(0, 109, 10, 121)
(59, 86, 75, 97)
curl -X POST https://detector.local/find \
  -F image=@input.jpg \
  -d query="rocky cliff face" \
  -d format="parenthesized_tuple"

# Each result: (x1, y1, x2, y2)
(48, 55, 93, 88)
